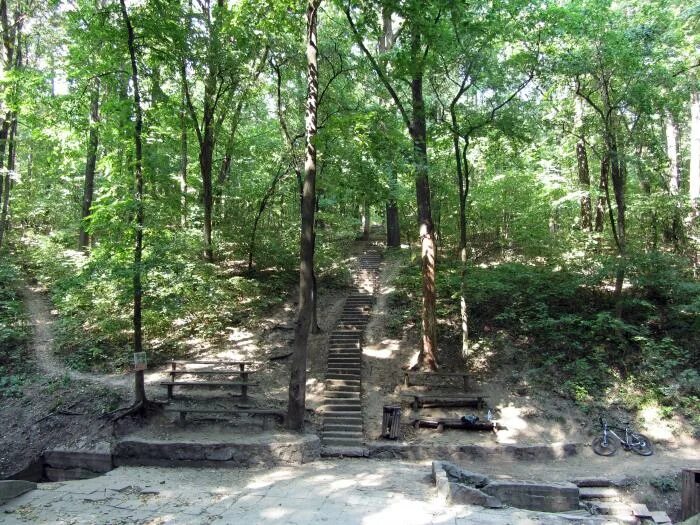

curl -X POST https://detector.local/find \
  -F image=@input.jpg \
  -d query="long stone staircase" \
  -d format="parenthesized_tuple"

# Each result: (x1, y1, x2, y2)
(320, 250, 381, 456)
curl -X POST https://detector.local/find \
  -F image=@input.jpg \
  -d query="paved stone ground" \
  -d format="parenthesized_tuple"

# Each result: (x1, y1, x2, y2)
(0, 459, 608, 525)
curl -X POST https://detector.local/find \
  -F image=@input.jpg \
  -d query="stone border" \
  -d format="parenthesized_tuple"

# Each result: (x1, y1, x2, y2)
(368, 441, 580, 461)
(113, 434, 321, 468)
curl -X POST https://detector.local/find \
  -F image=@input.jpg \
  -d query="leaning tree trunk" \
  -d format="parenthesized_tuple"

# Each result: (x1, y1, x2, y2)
(120, 0, 147, 407)
(287, 0, 321, 431)
(410, 28, 438, 371)
(79, 80, 100, 250)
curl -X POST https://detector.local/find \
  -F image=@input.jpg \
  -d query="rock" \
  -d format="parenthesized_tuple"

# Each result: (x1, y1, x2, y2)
(432, 460, 490, 488)
(482, 480, 580, 512)
(0, 480, 36, 505)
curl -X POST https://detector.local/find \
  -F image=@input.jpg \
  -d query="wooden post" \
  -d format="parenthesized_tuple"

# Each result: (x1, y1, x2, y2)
(241, 371, 248, 400)
(170, 361, 176, 381)
(682, 469, 700, 520)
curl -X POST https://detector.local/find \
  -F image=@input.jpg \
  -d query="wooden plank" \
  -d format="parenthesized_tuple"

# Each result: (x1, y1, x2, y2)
(168, 360, 254, 365)
(412, 418, 503, 432)
(411, 396, 486, 409)
(160, 381, 259, 387)
(168, 370, 254, 375)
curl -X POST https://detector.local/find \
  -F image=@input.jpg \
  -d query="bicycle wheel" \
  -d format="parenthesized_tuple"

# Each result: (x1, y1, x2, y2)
(629, 433, 653, 456)
(592, 436, 619, 456)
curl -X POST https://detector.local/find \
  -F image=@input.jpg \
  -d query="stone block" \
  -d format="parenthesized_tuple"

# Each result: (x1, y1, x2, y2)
(448, 484, 502, 508)
(43, 447, 113, 473)
(0, 480, 36, 505)
(44, 467, 103, 482)
(650, 511, 671, 524)
(482, 480, 580, 512)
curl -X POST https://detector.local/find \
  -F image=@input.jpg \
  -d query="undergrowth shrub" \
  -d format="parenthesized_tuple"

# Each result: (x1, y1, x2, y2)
(392, 250, 700, 432)
(0, 258, 32, 397)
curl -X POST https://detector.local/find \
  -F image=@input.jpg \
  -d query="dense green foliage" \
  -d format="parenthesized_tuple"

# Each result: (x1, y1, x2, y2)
(0, 0, 698, 429)
(0, 260, 30, 397)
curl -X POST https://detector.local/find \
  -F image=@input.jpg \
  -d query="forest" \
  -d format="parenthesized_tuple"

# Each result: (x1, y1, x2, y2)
(0, 0, 699, 434)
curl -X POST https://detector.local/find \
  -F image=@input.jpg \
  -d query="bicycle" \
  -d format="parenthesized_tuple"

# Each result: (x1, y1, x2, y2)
(591, 416, 653, 456)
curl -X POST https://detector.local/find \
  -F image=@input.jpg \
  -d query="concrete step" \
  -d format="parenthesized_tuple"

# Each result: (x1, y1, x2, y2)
(323, 416, 362, 426)
(326, 379, 360, 393)
(323, 423, 363, 432)
(324, 390, 360, 399)
(325, 378, 360, 386)
(322, 437, 364, 448)
(327, 368, 361, 375)
(320, 445, 368, 457)
(322, 431, 363, 439)
(579, 487, 620, 500)
(323, 397, 361, 405)
(327, 360, 361, 367)
(326, 369, 361, 376)
(320, 404, 361, 412)
(588, 501, 634, 517)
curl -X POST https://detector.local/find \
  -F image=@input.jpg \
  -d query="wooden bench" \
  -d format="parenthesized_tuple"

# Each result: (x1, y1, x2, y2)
(402, 393, 487, 410)
(403, 371, 471, 391)
(164, 407, 285, 429)
(161, 360, 257, 400)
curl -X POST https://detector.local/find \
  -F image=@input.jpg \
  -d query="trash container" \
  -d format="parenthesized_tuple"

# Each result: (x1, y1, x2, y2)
(682, 469, 700, 520)
(382, 405, 401, 439)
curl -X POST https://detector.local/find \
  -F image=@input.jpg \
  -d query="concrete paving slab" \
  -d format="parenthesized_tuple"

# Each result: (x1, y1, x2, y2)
(0, 459, 645, 524)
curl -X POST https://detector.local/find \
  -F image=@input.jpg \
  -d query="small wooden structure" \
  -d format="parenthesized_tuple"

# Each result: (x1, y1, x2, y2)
(381, 405, 401, 439)
(682, 468, 700, 520)
(403, 371, 471, 391)
(403, 393, 487, 410)
(412, 418, 504, 433)
(160, 360, 258, 400)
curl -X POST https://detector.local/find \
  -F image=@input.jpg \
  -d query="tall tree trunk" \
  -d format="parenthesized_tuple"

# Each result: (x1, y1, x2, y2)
(180, 73, 188, 227)
(361, 198, 370, 239)
(120, 0, 147, 407)
(199, 128, 214, 262)
(575, 97, 592, 231)
(379, 8, 400, 247)
(607, 132, 626, 317)
(0, 115, 15, 249)
(665, 110, 682, 250)
(287, 0, 320, 431)
(410, 28, 438, 371)
(595, 155, 608, 233)
(690, 91, 700, 217)
(451, 109, 469, 357)
(79, 79, 100, 250)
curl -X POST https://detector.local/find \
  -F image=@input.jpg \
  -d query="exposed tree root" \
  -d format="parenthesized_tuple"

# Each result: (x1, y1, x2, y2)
(107, 399, 164, 422)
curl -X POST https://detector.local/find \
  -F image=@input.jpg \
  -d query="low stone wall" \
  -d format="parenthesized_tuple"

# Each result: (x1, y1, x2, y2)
(368, 442, 580, 461)
(113, 434, 321, 468)
(43, 443, 113, 482)
(432, 460, 580, 513)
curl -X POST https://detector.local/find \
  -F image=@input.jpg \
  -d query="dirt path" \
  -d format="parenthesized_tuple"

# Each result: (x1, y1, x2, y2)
(21, 283, 133, 392)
